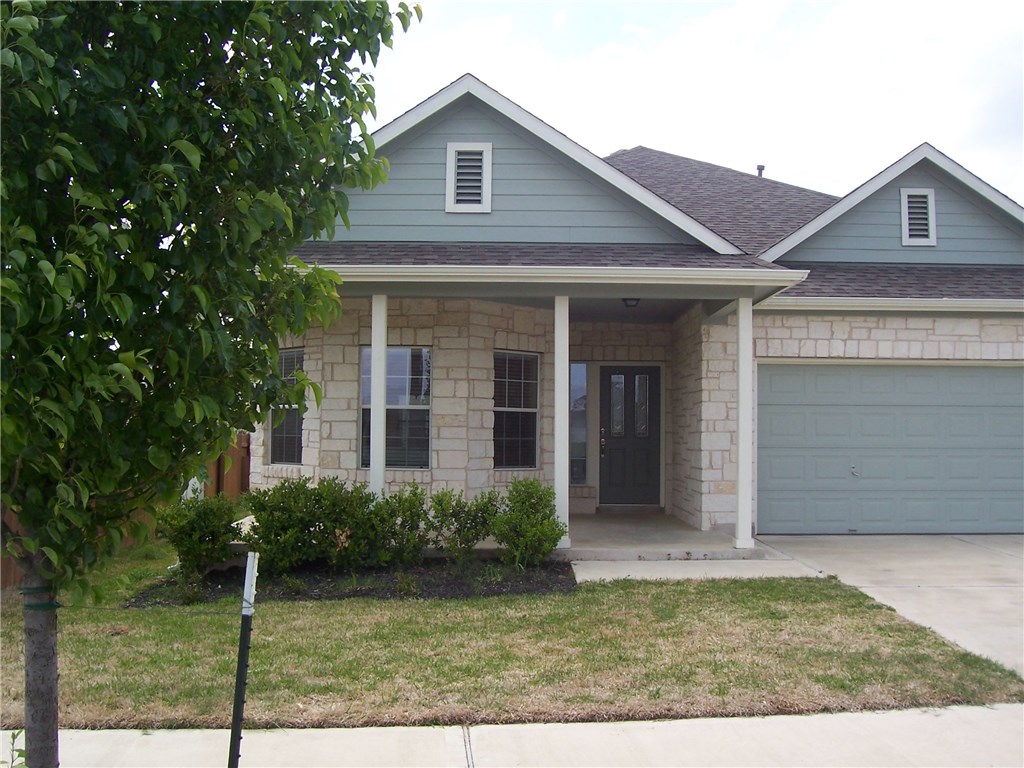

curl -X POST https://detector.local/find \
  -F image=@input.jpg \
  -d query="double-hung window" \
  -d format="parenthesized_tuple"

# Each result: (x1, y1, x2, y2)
(270, 348, 304, 465)
(360, 347, 431, 469)
(493, 351, 539, 469)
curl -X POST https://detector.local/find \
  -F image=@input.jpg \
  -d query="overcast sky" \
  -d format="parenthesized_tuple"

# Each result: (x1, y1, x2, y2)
(365, 0, 1024, 203)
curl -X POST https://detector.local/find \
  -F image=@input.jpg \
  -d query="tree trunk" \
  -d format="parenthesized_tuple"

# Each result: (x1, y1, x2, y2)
(22, 562, 59, 768)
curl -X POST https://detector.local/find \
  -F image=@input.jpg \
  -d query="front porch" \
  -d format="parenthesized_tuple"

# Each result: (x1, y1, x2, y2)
(555, 510, 780, 562)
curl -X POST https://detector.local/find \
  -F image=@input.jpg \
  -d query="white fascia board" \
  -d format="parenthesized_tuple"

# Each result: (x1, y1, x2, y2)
(758, 296, 1024, 313)
(760, 143, 1024, 263)
(373, 74, 744, 256)
(313, 263, 808, 288)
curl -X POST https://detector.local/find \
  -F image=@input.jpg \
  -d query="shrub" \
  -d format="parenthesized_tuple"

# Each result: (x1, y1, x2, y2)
(428, 488, 499, 562)
(373, 484, 429, 567)
(243, 477, 329, 575)
(155, 494, 242, 578)
(492, 479, 566, 568)
(320, 479, 382, 570)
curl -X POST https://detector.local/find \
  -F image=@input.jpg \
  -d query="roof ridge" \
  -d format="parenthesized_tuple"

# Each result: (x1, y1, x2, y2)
(609, 145, 840, 201)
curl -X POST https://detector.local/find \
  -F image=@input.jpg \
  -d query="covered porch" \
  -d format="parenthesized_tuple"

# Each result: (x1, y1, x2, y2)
(268, 242, 808, 550)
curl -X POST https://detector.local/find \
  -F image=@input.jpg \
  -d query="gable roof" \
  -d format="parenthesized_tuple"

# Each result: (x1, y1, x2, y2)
(759, 142, 1024, 263)
(605, 147, 839, 255)
(371, 74, 744, 255)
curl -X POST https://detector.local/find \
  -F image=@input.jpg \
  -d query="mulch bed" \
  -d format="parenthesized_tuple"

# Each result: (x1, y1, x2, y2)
(124, 558, 577, 608)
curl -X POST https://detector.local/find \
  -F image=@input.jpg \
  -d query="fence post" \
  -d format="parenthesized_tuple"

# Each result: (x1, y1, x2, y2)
(227, 551, 259, 768)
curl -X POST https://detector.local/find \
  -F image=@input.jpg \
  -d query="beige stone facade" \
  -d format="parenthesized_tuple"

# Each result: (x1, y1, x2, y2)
(250, 300, 1023, 535)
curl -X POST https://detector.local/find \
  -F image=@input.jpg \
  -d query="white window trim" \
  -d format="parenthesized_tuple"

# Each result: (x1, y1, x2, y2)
(900, 187, 937, 246)
(446, 142, 492, 213)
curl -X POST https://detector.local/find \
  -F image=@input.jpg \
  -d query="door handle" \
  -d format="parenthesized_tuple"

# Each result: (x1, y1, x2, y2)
(600, 437, 606, 458)
(851, 466, 861, 478)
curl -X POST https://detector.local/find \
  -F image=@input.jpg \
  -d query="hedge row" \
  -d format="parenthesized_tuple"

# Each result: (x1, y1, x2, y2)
(156, 477, 566, 578)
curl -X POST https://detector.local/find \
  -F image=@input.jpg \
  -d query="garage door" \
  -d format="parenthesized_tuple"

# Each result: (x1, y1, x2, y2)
(757, 365, 1024, 534)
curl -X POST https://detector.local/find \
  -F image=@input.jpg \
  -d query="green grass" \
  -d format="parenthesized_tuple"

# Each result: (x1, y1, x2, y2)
(2, 540, 1022, 728)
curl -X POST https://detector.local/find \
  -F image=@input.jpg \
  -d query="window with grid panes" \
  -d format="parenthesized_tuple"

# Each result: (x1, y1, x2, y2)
(270, 348, 304, 465)
(359, 347, 431, 469)
(493, 351, 539, 469)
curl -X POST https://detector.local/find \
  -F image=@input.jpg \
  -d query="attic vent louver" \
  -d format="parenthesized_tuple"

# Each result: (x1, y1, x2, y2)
(446, 142, 492, 213)
(455, 150, 484, 204)
(900, 188, 936, 246)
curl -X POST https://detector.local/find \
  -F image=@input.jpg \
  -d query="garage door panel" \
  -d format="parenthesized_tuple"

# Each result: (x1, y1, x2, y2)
(992, 497, 1024, 526)
(758, 365, 1024, 534)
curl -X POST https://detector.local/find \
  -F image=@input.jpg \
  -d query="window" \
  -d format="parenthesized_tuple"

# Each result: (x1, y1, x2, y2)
(901, 188, 936, 246)
(494, 351, 539, 469)
(570, 363, 587, 484)
(445, 142, 492, 213)
(270, 348, 303, 465)
(360, 347, 431, 469)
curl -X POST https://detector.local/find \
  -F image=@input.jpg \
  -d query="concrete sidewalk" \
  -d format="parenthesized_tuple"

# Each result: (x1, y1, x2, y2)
(4, 704, 1021, 767)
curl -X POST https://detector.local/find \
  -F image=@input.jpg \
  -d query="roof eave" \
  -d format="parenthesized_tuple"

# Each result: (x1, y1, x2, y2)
(305, 262, 807, 287)
(758, 296, 1024, 313)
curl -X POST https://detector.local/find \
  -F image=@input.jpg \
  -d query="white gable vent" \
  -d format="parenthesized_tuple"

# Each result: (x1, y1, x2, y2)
(900, 188, 936, 246)
(446, 142, 492, 213)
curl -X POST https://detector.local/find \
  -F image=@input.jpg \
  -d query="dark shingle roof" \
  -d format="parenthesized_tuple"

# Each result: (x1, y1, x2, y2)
(606, 146, 838, 255)
(777, 262, 1024, 300)
(295, 241, 789, 271)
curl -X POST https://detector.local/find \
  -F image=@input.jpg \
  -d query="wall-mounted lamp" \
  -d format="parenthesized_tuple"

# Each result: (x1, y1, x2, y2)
(622, 298, 641, 308)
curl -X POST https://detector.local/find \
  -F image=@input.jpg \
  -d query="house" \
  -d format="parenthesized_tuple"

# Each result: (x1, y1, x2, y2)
(249, 74, 1024, 546)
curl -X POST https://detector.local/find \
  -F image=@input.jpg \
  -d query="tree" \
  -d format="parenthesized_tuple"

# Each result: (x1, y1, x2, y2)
(0, 1, 419, 764)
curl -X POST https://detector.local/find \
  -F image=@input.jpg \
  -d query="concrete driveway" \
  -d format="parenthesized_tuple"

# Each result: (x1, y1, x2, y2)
(759, 535, 1024, 675)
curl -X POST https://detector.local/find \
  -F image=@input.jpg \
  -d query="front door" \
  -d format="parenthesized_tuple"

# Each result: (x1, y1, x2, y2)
(599, 366, 661, 505)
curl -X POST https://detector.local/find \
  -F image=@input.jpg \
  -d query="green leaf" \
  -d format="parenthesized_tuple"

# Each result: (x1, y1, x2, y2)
(148, 445, 171, 471)
(41, 547, 60, 568)
(38, 260, 56, 285)
(170, 139, 201, 170)
(267, 76, 288, 100)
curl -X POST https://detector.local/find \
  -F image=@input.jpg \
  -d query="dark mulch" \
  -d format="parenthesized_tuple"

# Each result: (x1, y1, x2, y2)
(124, 557, 577, 608)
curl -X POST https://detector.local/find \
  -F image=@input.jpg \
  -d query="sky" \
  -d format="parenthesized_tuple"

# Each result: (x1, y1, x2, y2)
(364, 0, 1024, 203)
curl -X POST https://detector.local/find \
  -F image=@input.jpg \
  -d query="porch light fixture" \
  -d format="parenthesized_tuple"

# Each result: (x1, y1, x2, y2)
(622, 298, 641, 308)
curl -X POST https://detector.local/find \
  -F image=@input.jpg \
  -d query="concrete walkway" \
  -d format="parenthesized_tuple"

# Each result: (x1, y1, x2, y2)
(3, 704, 1021, 767)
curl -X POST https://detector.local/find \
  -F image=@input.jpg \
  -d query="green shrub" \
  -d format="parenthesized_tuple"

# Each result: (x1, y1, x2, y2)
(155, 494, 242, 578)
(373, 484, 429, 567)
(492, 478, 566, 568)
(428, 487, 499, 562)
(320, 479, 382, 570)
(243, 477, 329, 575)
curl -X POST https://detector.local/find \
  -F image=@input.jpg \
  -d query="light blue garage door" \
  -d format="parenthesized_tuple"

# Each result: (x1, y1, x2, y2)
(757, 365, 1024, 534)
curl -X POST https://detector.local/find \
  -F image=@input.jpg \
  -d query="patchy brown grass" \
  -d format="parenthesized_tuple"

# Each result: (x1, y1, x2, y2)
(2, 542, 1022, 729)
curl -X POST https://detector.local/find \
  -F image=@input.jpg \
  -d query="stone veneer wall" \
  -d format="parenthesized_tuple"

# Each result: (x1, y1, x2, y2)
(567, 321, 673, 513)
(668, 306, 704, 528)
(697, 312, 1024, 530)
(251, 298, 555, 496)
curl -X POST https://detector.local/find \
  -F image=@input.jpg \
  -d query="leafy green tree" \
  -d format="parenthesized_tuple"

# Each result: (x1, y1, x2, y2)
(0, 1, 418, 764)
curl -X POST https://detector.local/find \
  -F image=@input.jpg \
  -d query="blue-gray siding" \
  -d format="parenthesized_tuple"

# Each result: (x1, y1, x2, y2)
(335, 101, 694, 245)
(758, 364, 1024, 534)
(785, 166, 1023, 265)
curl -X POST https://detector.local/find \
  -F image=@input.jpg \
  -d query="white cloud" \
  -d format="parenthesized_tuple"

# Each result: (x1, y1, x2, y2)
(369, 0, 1024, 201)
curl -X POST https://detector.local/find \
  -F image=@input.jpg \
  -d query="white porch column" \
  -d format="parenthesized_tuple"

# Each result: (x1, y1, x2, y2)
(370, 294, 388, 496)
(554, 295, 571, 547)
(734, 296, 755, 548)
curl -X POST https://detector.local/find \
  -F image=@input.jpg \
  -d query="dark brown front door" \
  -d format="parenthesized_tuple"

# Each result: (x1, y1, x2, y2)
(599, 366, 661, 505)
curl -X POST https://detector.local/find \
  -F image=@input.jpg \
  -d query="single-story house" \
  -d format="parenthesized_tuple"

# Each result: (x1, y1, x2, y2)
(249, 74, 1024, 547)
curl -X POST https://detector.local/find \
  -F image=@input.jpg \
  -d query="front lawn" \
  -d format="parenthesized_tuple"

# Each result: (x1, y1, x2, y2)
(2, 540, 1022, 728)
